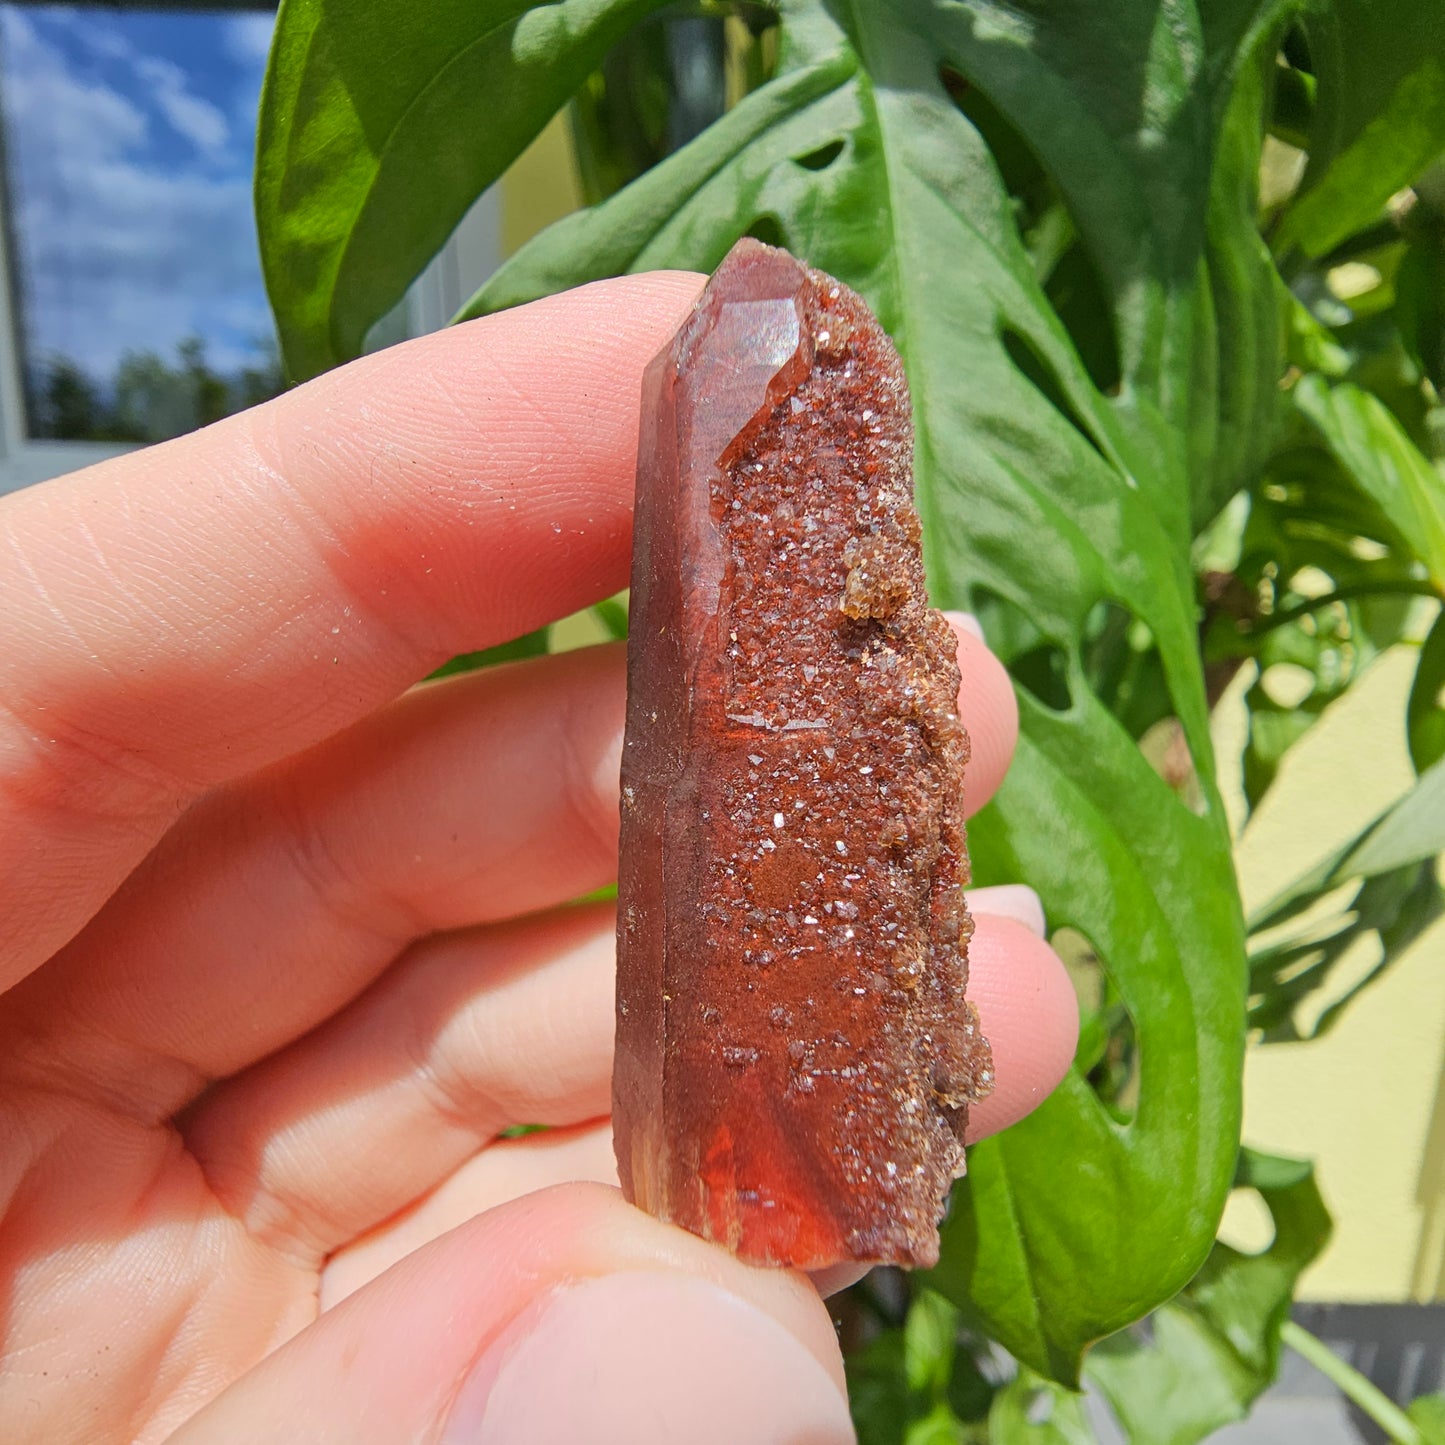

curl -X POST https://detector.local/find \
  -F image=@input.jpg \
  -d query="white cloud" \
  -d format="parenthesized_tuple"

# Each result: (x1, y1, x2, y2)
(1, 11, 148, 161)
(1, 11, 273, 381)
(225, 15, 275, 67)
(135, 53, 230, 155)
(33, 9, 233, 157)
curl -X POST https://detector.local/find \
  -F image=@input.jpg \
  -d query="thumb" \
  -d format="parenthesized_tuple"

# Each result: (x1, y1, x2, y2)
(170, 1182, 856, 1444)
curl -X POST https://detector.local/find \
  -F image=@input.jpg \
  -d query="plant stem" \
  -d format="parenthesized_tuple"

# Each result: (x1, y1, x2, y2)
(1246, 579, 1442, 636)
(1280, 1320, 1422, 1444)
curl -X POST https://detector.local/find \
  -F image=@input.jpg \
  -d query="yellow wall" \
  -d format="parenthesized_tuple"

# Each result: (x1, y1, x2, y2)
(500, 115, 584, 257)
(1217, 647, 1445, 1301)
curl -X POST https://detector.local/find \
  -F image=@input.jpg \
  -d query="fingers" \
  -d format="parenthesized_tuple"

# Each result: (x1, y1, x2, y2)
(0, 271, 705, 988)
(184, 903, 1074, 1267)
(167, 1183, 852, 1445)
(947, 613, 1018, 814)
(2, 646, 628, 1115)
(319, 897, 1073, 1307)
(321, 1124, 617, 1309)
(5, 621, 1018, 1115)
(968, 882, 1047, 937)
(962, 911, 1079, 1142)
(184, 906, 619, 1263)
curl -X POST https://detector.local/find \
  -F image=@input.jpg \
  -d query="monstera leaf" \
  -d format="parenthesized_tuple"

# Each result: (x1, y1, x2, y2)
(480, 0, 1275, 1382)
(255, 0, 1442, 1390)
(256, 0, 1277, 1382)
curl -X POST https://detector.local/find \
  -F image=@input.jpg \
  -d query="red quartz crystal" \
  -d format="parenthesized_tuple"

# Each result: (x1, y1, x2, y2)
(614, 239, 993, 1270)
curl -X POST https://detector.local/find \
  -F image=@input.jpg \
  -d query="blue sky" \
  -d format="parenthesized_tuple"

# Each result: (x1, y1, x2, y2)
(0, 5, 277, 382)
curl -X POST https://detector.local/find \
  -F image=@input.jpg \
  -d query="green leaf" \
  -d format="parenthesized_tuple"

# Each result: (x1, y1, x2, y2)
(1245, 755, 1445, 1038)
(427, 627, 550, 680)
(592, 594, 630, 642)
(1396, 229, 1445, 393)
(468, 0, 1289, 1382)
(1192, 37, 1293, 527)
(459, 46, 863, 317)
(846, 1287, 993, 1445)
(988, 1368, 1094, 1445)
(906, 1289, 964, 1396)
(1293, 375, 1445, 588)
(1278, 0, 1445, 259)
(1084, 1149, 1331, 1445)
(903, 1404, 977, 1445)
(1409, 609, 1445, 773)
(847, 1328, 913, 1445)
(1250, 754, 1445, 933)
(1409, 1393, 1445, 1445)
(257, 0, 671, 380)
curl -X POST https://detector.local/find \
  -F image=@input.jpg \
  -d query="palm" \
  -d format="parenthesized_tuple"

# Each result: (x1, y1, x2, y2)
(1, 1000, 618, 1444)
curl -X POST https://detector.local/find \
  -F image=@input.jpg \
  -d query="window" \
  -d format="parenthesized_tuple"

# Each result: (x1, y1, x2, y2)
(0, 2, 498, 494)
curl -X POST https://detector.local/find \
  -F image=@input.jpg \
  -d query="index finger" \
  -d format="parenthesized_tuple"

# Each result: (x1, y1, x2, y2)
(0, 272, 706, 987)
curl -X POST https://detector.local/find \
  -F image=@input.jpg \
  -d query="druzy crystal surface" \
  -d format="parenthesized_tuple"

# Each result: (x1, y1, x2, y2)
(614, 239, 993, 1269)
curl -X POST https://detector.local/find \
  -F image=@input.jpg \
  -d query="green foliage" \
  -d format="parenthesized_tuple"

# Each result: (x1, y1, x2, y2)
(468, 0, 1262, 1383)
(256, 0, 674, 380)
(848, 1287, 994, 1445)
(1246, 758, 1445, 1037)
(1085, 1149, 1330, 1444)
(1281, 1320, 1434, 1444)
(989, 1369, 1093, 1445)
(427, 628, 551, 680)
(1278, 0, 1445, 259)
(1410, 611, 1445, 771)
(255, 0, 1445, 1434)
(1410, 1394, 1445, 1444)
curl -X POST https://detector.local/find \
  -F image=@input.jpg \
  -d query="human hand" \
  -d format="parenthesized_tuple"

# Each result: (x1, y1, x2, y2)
(0, 274, 1078, 1444)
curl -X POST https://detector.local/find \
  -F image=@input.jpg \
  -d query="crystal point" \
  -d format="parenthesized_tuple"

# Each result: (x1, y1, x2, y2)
(614, 238, 992, 1269)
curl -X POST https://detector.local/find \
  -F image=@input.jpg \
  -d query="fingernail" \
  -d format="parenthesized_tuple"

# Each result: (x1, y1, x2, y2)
(968, 883, 1047, 938)
(443, 1271, 855, 1444)
(944, 609, 985, 641)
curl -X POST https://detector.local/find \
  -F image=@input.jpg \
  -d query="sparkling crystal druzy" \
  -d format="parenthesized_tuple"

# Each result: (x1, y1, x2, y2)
(614, 239, 993, 1269)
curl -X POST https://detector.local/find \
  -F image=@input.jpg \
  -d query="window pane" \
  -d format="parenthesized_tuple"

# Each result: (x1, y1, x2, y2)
(0, 5, 282, 443)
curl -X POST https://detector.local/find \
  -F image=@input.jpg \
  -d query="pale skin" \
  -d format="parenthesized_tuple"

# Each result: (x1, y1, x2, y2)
(0, 273, 1079, 1444)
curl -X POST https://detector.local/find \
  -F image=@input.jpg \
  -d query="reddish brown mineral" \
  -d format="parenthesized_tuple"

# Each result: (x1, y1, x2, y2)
(614, 238, 993, 1270)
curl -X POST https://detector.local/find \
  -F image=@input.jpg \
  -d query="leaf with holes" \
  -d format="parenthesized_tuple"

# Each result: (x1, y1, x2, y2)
(1084, 1149, 1332, 1445)
(253, 0, 1445, 1391)
(282, 0, 1311, 1382)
